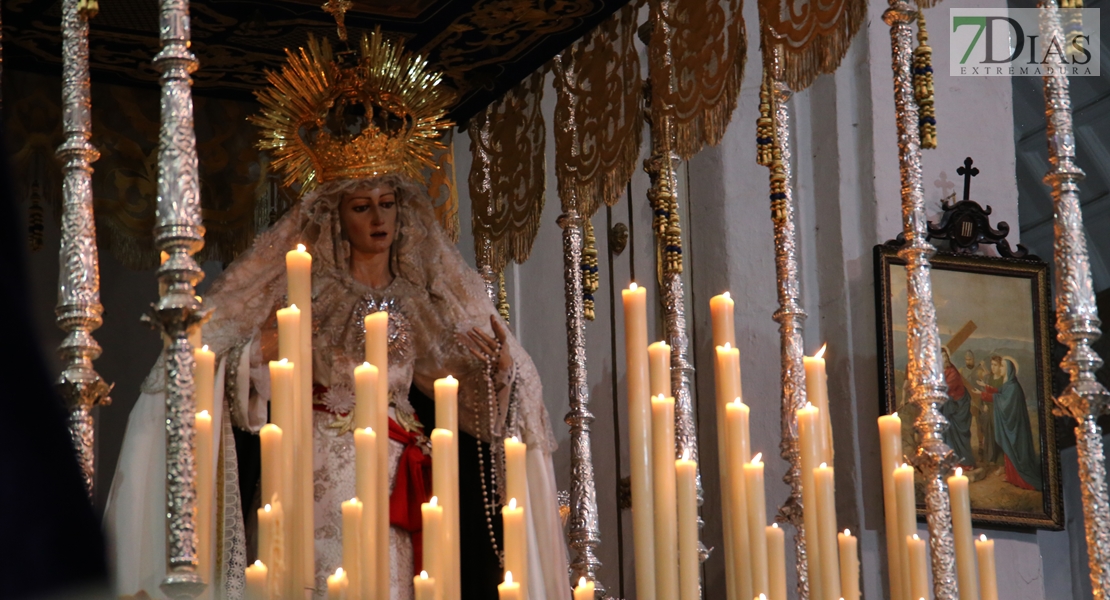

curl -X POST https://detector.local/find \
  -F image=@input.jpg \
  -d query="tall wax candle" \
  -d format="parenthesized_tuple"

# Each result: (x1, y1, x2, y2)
(364, 311, 390, 600)
(327, 568, 349, 600)
(268, 359, 295, 594)
(422, 498, 443, 600)
(354, 428, 377, 600)
(194, 344, 215, 416)
(285, 246, 314, 581)
(196, 411, 213, 584)
(257, 504, 275, 579)
(432, 429, 458, 600)
(354, 362, 378, 431)
(245, 560, 268, 600)
(415, 571, 436, 600)
(504, 437, 528, 513)
(498, 572, 521, 600)
(434, 377, 460, 600)
(948, 468, 979, 600)
(709, 291, 736, 348)
(907, 535, 928, 600)
(803, 345, 833, 464)
(814, 463, 842, 600)
(744, 454, 770, 598)
(622, 282, 656, 600)
(259, 424, 283, 507)
(724, 399, 754, 600)
(651, 395, 679, 600)
(894, 464, 917, 600)
(648, 342, 671, 399)
(502, 499, 526, 600)
(676, 453, 699, 600)
(838, 529, 860, 600)
(573, 577, 595, 600)
(975, 535, 998, 600)
(276, 303, 305, 592)
(878, 414, 907, 600)
(767, 524, 787, 600)
(715, 343, 743, 600)
(797, 403, 824, 600)
(342, 498, 362, 600)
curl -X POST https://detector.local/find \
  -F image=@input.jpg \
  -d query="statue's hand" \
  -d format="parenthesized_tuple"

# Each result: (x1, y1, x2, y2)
(459, 315, 514, 391)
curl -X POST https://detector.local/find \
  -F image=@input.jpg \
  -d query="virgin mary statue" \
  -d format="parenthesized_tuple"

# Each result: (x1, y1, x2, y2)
(105, 30, 570, 600)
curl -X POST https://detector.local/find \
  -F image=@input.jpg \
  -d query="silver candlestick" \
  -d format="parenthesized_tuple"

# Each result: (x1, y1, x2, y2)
(148, 0, 209, 597)
(883, 1, 959, 598)
(1038, 2, 1110, 597)
(56, 0, 111, 499)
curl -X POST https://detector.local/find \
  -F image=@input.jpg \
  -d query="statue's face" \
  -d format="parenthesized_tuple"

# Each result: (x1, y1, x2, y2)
(340, 183, 398, 257)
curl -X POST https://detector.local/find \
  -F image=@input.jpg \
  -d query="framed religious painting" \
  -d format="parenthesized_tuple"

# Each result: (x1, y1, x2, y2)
(874, 239, 1064, 530)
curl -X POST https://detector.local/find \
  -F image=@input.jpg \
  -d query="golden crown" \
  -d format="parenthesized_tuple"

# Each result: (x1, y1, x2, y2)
(251, 28, 455, 193)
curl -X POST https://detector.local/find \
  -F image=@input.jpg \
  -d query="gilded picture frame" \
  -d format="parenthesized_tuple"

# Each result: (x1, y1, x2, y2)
(874, 244, 1064, 530)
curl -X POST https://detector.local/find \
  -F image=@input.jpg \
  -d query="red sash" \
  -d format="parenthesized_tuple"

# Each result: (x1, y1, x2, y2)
(388, 417, 432, 575)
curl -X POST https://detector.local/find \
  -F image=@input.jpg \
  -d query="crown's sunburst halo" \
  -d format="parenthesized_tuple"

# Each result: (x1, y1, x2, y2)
(250, 28, 455, 194)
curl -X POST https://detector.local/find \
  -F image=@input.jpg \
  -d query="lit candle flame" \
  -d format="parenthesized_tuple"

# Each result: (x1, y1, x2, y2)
(820, 461, 828, 469)
(980, 534, 988, 542)
(445, 375, 457, 383)
(509, 498, 517, 510)
(264, 504, 272, 513)
(511, 435, 520, 443)
(805, 401, 815, 410)
(350, 497, 358, 504)
(201, 344, 209, 352)
(815, 343, 828, 359)
(279, 358, 289, 365)
(723, 291, 731, 300)
(289, 303, 298, 310)
(731, 397, 743, 406)
(629, 282, 639, 291)
(955, 466, 963, 477)
(772, 523, 780, 529)
(578, 577, 587, 588)
(681, 449, 691, 462)
(297, 243, 306, 252)
(420, 570, 429, 580)
(844, 528, 851, 536)
(752, 452, 763, 464)
(722, 342, 732, 350)
(912, 534, 920, 541)
(198, 410, 210, 419)
(506, 571, 515, 584)
(335, 567, 344, 576)
(255, 559, 264, 568)
(430, 496, 439, 507)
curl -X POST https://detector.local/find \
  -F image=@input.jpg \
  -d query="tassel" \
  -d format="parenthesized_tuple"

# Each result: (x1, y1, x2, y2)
(756, 70, 775, 167)
(77, 0, 99, 18)
(914, 11, 937, 149)
(581, 217, 599, 321)
(497, 271, 511, 325)
(28, 182, 44, 252)
(1061, 0, 1084, 61)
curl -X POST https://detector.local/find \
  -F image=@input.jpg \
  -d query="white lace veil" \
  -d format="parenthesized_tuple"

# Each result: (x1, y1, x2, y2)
(191, 173, 556, 451)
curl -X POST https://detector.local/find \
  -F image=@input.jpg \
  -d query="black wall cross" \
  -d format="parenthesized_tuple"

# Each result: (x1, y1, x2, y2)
(957, 156, 979, 202)
(923, 156, 1030, 258)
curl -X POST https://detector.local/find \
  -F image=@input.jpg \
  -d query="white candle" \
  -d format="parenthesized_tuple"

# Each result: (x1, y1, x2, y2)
(435, 376, 460, 600)
(907, 535, 928, 600)
(798, 403, 824, 600)
(364, 311, 390, 600)
(814, 462, 841, 600)
(976, 535, 998, 600)
(194, 344, 216, 416)
(422, 498, 443, 600)
(257, 504, 275, 583)
(724, 399, 753, 600)
(948, 468, 979, 600)
(245, 560, 269, 600)
(803, 345, 833, 464)
(354, 428, 377, 600)
(709, 291, 736, 348)
(651, 395, 679, 600)
(259, 424, 283, 507)
(354, 362, 378, 431)
(502, 498, 526, 600)
(745, 453, 769, 598)
(195, 410, 213, 584)
(504, 436, 527, 514)
(327, 567, 349, 600)
(648, 342, 671, 399)
(276, 302, 307, 592)
(894, 463, 917, 600)
(415, 571, 436, 600)
(342, 498, 362, 598)
(767, 524, 787, 600)
(498, 571, 522, 600)
(676, 452, 699, 600)
(622, 282, 656, 600)
(878, 414, 907, 600)
(573, 577, 595, 600)
(715, 343, 744, 600)
(435, 376, 459, 434)
(838, 529, 860, 600)
(432, 428, 458, 600)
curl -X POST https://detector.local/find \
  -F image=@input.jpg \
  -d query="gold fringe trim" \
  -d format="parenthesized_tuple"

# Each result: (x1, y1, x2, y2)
(914, 11, 937, 149)
(581, 217, 599, 321)
(761, 0, 867, 91)
(497, 271, 511, 324)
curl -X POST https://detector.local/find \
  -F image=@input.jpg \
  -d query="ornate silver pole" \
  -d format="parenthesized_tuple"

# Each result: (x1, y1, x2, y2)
(758, 56, 810, 600)
(55, 0, 111, 499)
(883, 2, 958, 598)
(1039, 2, 1110, 597)
(559, 206, 605, 595)
(148, 0, 208, 596)
(478, 236, 499, 303)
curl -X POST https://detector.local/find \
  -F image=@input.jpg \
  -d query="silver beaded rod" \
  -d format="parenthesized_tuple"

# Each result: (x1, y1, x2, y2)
(882, 1, 959, 598)
(1038, 2, 1110, 597)
(764, 53, 811, 600)
(150, 0, 208, 597)
(55, 0, 111, 499)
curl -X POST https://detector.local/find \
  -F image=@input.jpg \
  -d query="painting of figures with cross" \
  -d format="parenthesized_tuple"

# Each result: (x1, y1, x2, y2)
(874, 241, 1064, 529)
